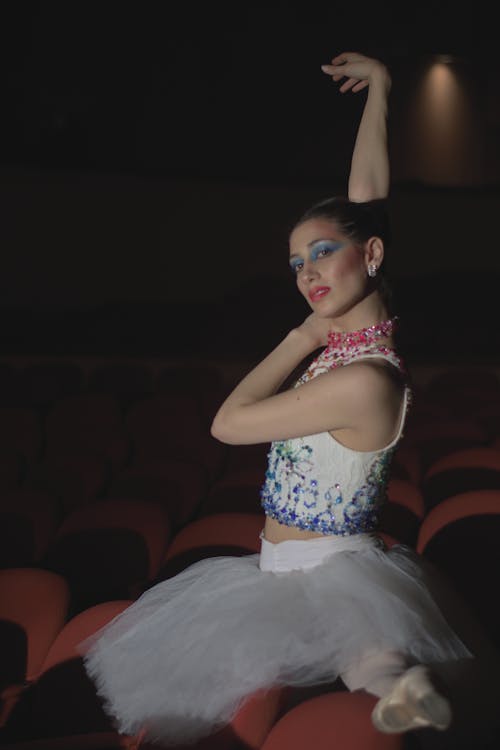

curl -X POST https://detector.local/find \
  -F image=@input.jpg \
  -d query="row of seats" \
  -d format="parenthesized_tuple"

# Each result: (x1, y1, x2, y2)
(2, 486, 499, 639)
(0, 361, 228, 414)
(2, 497, 500, 750)
(0, 393, 498, 503)
(0, 363, 499, 523)
(2, 439, 500, 570)
(1, 362, 498, 444)
(2, 359, 499, 407)
(0, 585, 403, 750)
(1, 360, 500, 748)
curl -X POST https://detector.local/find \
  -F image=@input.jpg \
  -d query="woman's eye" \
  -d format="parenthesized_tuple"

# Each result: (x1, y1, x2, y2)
(315, 247, 334, 259)
(310, 241, 343, 261)
(289, 261, 303, 274)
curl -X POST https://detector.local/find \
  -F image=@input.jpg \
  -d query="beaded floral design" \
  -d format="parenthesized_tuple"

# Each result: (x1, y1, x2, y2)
(262, 439, 316, 510)
(260, 320, 410, 536)
(261, 444, 395, 536)
(342, 449, 394, 530)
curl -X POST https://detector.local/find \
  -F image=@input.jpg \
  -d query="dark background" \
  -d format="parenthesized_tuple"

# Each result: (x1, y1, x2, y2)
(1, 1, 497, 181)
(1, 1, 499, 363)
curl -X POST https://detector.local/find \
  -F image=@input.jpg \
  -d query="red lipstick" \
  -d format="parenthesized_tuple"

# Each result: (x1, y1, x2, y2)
(309, 286, 331, 302)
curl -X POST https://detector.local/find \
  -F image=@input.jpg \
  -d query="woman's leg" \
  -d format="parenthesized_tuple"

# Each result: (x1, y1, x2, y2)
(340, 649, 410, 697)
(340, 650, 452, 734)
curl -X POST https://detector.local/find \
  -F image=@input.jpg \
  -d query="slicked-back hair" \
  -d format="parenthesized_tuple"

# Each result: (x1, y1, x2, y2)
(292, 196, 394, 312)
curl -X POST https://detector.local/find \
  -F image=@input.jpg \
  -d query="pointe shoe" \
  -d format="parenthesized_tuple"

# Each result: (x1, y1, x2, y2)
(371, 665, 452, 734)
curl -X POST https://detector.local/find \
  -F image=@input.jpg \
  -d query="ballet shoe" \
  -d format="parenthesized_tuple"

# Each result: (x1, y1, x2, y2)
(371, 665, 452, 734)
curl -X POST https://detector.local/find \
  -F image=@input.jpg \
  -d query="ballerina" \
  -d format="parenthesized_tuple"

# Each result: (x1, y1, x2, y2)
(79, 51, 473, 745)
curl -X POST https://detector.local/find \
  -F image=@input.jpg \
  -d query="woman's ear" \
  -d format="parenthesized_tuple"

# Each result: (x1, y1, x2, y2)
(364, 236, 384, 271)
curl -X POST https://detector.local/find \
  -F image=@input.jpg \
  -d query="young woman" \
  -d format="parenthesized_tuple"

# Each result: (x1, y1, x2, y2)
(80, 52, 472, 744)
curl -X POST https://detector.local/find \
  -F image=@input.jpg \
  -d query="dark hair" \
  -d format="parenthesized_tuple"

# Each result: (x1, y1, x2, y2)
(292, 196, 394, 311)
(294, 196, 392, 247)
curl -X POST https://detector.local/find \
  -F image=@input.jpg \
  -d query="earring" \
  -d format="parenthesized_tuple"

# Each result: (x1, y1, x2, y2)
(367, 264, 378, 278)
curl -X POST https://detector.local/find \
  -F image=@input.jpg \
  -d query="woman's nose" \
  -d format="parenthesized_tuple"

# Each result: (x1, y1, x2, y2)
(302, 261, 319, 281)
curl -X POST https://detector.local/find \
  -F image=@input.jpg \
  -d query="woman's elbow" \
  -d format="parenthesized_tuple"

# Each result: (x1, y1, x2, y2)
(210, 416, 224, 442)
(211, 413, 251, 445)
(210, 414, 234, 444)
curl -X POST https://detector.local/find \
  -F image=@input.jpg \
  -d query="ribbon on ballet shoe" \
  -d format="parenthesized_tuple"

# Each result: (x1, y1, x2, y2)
(371, 665, 452, 734)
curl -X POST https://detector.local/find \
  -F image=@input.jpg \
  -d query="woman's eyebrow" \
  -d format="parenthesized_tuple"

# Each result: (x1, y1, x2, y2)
(308, 238, 342, 248)
(290, 238, 342, 259)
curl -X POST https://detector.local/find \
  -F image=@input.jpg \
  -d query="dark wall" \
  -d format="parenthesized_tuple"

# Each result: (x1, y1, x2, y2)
(2, 167, 499, 363)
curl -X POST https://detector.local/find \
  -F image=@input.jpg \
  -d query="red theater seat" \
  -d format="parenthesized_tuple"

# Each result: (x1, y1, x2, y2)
(400, 415, 489, 473)
(156, 511, 263, 581)
(417, 490, 500, 647)
(0, 568, 70, 687)
(390, 442, 421, 486)
(107, 458, 208, 531)
(46, 394, 131, 470)
(126, 394, 225, 481)
(154, 362, 226, 426)
(0, 600, 132, 748)
(199, 466, 264, 516)
(260, 691, 403, 750)
(0, 489, 59, 567)
(422, 446, 500, 511)
(42, 499, 171, 614)
(25, 452, 110, 515)
(378, 478, 424, 547)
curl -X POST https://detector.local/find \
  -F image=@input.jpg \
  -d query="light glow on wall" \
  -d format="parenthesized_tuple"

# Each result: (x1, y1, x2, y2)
(402, 58, 482, 186)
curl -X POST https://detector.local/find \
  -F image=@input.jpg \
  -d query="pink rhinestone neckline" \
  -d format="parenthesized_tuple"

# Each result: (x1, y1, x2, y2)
(327, 317, 397, 351)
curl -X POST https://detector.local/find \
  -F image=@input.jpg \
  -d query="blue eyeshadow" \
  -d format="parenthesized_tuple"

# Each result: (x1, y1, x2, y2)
(310, 240, 344, 261)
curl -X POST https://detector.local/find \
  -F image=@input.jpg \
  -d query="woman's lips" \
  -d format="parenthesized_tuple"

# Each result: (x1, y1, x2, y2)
(309, 286, 331, 302)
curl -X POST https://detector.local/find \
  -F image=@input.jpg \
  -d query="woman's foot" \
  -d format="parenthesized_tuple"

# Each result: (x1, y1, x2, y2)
(371, 665, 452, 734)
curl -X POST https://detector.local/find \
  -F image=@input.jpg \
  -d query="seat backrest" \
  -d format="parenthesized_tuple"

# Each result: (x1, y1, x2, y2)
(0, 568, 70, 682)
(164, 512, 263, 561)
(260, 691, 403, 750)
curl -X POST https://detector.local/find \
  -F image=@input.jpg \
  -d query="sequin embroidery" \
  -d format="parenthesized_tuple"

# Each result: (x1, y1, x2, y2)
(260, 339, 410, 536)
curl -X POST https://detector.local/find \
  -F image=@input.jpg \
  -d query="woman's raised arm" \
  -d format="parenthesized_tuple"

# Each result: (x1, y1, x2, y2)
(321, 51, 392, 202)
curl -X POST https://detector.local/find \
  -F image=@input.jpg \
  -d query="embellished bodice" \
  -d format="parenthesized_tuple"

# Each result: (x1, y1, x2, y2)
(260, 343, 411, 536)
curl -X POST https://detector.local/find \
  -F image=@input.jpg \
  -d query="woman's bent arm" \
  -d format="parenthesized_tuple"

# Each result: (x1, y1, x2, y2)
(210, 321, 391, 446)
(322, 52, 392, 202)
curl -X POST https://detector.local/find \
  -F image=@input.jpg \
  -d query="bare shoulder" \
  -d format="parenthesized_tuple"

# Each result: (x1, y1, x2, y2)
(325, 358, 404, 398)
(321, 358, 405, 422)
(324, 360, 407, 449)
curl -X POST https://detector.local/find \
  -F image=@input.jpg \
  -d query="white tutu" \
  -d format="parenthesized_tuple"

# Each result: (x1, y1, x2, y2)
(80, 532, 472, 746)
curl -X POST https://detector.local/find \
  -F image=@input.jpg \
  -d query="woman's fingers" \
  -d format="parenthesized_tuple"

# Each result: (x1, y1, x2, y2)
(321, 67, 368, 94)
(321, 64, 349, 81)
(351, 80, 369, 93)
(338, 76, 358, 93)
(321, 51, 382, 93)
(330, 51, 362, 66)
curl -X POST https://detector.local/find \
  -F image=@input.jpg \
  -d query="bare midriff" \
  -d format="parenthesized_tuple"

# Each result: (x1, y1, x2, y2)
(262, 516, 327, 543)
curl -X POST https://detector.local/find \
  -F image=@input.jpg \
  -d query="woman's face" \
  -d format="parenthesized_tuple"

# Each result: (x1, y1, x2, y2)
(289, 217, 369, 318)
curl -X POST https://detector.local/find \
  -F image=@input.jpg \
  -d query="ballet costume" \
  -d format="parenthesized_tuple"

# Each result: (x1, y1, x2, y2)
(79, 318, 472, 745)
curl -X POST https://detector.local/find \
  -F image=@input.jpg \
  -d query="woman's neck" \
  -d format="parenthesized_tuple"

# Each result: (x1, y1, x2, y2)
(328, 294, 391, 337)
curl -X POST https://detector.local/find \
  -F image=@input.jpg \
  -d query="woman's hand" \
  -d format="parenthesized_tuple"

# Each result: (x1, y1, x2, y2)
(295, 313, 340, 349)
(321, 51, 391, 94)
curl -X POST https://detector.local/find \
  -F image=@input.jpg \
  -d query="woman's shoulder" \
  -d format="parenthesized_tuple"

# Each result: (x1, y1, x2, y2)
(321, 356, 406, 408)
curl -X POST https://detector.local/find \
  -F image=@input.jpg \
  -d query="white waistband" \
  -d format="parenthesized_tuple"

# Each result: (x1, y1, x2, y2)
(259, 532, 381, 573)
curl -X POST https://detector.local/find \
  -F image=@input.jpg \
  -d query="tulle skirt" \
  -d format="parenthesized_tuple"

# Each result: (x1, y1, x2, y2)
(79, 531, 472, 746)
